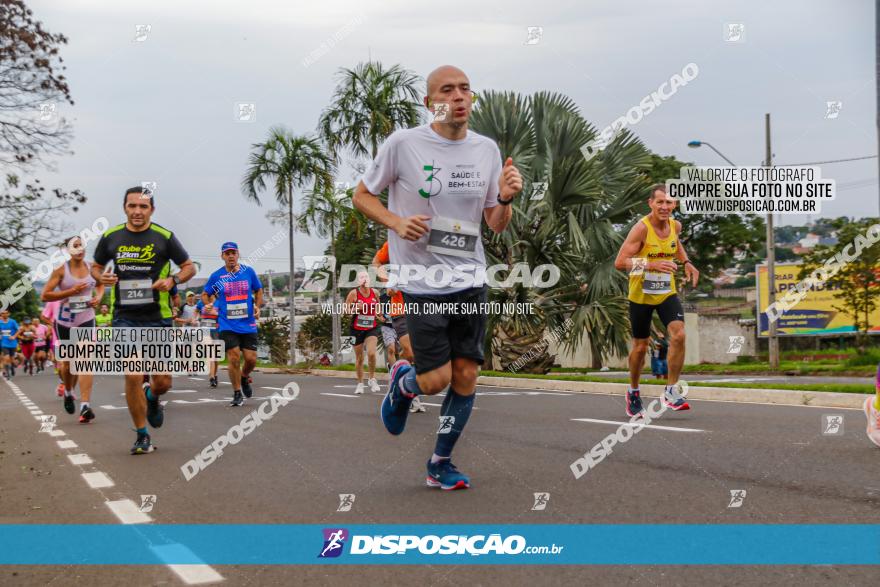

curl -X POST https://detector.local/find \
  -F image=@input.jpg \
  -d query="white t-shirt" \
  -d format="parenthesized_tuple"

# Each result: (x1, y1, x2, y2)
(179, 303, 198, 324)
(362, 124, 502, 295)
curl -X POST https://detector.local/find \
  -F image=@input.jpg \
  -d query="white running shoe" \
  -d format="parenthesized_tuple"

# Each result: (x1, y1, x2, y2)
(864, 397, 880, 448)
(663, 382, 690, 411)
(354, 382, 365, 395)
(409, 396, 427, 413)
(368, 378, 380, 393)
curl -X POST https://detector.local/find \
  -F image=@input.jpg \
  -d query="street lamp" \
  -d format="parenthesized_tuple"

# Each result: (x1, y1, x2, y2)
(687, 131, 780, 370)
(687, 140, 738, 167)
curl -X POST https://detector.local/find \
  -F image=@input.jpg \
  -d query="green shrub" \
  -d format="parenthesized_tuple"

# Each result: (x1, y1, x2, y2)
(845, 349, 880, 367)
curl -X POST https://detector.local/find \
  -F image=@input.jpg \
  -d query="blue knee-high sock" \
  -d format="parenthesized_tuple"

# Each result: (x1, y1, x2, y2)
(434, 388, 475, 458)
(400, 368, 422, 397)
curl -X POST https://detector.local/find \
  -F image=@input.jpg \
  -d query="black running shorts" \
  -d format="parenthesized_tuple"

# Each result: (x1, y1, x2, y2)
(54, 320, 96, 342)
(349, 326, 380, 347)
(391, 315, 409, 340)
(219, 331, 258, 352)
(402, 285, 487, 375)
(628, 294, 684, 339)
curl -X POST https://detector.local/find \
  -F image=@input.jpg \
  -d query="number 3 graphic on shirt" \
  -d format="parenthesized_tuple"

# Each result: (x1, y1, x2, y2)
(418, 162, 442, 198)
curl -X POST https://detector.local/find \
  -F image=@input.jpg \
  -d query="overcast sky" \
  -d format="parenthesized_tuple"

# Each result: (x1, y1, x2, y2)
(24, 0, 878, 276)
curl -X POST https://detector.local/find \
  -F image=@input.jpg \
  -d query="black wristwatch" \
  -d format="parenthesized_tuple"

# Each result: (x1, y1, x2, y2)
(496, 194, 513, 206)
(171, 274, 181, 285)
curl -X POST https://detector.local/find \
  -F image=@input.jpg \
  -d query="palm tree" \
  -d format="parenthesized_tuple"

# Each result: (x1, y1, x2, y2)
(297, 182, 363, 364)
(318, 61, 422, 161)
(470, 91, 653, 372)
(242, 127, 334, 365)
(319, 61, 423, 251)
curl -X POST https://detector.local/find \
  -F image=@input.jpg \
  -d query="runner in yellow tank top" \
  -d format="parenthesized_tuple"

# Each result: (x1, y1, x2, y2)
(628, 216, 678, 305)
(615, 184, 700, 416)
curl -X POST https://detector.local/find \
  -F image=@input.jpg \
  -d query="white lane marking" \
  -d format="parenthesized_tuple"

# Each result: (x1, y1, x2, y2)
(220, 381, 231, 385)
(706, 377, 774, 383)
(166, 563, 225, 585)
(33, 415, 44, 421)
(105, 499, 153, 524)
(169, 389, 198, 393)
(261, 386, 285, 390)
(479, 391, 571, 396)
(68, 453, 93, 465)
(100, 405, 129, 410)
(472, 383, 869, 411)
(81, 471, 114, 488)
(321, 393, 358, 398)
(571, 418, 705, 433)
(189, 377, 206, 381)
(2, 380, 224, 585)
(334, 385, 356, 388)
(151, 544, 224, 585)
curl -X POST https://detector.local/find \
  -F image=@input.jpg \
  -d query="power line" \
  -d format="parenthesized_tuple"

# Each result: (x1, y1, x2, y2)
(776, 155, 877, 166)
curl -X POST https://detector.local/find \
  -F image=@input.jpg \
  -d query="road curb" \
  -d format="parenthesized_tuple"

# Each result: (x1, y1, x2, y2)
(303, 369, 870, 409)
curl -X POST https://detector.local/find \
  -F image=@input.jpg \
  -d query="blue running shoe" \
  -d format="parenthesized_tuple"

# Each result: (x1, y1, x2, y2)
(426, 459, 470, 490)
(625, 389, 644, 418)
(380, 360, 413, 435)
(130, 432, 155, 455)
(241, 377, 253, 399)
(145, 383, 164, 428)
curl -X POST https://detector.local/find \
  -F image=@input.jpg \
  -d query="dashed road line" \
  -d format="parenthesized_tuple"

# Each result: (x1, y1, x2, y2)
(105, 499, 153, 524)
(571, 417, 705, 433)
(68, 453, 93, 465)
(3, 377, 225, 584)
(82, 471, 115, 488)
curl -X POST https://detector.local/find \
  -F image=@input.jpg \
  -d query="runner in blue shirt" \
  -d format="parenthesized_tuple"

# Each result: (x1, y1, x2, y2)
(0, 309, 20, 379)
(202, 242, 263, 406)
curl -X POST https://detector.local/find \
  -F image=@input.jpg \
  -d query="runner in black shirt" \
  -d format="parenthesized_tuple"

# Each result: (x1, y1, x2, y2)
(91, 186, 196, 454)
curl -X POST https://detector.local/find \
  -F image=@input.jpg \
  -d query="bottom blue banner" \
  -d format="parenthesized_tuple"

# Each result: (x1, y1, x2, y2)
(1, 525, 879, 565)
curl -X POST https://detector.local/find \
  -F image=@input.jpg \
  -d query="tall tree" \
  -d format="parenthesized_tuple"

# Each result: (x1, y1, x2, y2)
(319, 61, 423, 245)
(1, 173, 85, 254)
(0, 0, 73, 169)
(0, 257, 39, 318)
(0, 1, 86, 256)
(318, 61, 422, 161)
(471, 90, 653, 371)
(296, 182, 360, 364)
(799, 217, 880, 351)
(242, 128, 334, 364)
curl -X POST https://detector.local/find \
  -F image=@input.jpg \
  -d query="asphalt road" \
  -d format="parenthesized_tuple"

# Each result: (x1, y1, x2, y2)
(2, 370, 879, 586)
(589, 371, 874, 386)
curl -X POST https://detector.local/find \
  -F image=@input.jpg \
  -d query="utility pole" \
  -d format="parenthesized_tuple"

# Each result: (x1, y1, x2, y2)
(267, 268, 273, 318)
(765, 113, 780, 370)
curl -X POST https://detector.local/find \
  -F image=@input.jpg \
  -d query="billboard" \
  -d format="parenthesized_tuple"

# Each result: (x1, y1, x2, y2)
(756, 262, 880, 337)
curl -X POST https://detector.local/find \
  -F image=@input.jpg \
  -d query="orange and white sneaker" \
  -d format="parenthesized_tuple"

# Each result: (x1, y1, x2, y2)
(864, 397, 880, 448)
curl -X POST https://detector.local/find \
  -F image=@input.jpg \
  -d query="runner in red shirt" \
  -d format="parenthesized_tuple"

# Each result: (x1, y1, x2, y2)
(343, 271, 381, 395)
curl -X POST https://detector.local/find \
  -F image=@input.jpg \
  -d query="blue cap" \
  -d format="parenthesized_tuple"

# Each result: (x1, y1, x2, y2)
(221, 241, 238, 252)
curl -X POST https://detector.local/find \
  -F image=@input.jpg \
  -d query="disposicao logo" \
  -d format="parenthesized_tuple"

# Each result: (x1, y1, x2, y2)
(318, 528, 348, 558)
